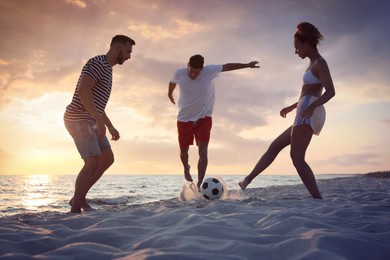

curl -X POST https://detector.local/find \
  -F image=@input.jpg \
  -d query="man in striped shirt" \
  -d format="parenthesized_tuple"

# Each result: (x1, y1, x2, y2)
(64, 35, 135, 213)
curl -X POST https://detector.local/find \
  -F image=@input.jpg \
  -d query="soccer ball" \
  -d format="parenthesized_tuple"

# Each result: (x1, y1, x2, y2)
(201, 177, 224, 200)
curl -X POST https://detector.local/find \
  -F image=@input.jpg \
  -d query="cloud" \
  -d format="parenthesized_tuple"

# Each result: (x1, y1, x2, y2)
(127, 19, 205, 41)
(0, 59, 10, 66)
(321, 153, 381, 167)
(65, 0, 86, 8)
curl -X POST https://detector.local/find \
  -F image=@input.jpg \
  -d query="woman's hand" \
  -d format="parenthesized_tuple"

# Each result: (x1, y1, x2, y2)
(280, 104, 296, 118)
(301, 105, 315, 119)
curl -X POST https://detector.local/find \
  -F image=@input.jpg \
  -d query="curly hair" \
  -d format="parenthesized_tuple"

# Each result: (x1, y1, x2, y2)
(294, 22, 323, 49)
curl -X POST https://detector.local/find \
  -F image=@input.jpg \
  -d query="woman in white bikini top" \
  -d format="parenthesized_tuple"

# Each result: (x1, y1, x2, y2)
(301, 58, 324, 97)
(239, 22, 336, 200)
(303, 61, 322, 84)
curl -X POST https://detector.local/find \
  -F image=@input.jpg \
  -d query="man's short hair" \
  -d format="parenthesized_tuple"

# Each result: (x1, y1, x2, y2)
(111, 35, 136, 47)
(189, 54, 204, 69)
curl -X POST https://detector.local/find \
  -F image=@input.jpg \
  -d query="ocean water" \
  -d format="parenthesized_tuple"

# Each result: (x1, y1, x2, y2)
(0, 174, 353, 217)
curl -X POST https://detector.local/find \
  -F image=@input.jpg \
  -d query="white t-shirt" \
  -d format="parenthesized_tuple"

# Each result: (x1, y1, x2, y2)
(171, 65, 223, 122)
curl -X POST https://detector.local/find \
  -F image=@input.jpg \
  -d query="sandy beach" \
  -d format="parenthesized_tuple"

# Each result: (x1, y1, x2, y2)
(1, 174, 390, 260)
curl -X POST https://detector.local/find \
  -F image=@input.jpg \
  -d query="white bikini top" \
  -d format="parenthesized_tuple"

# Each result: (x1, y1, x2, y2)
(303, 59, 323, 85)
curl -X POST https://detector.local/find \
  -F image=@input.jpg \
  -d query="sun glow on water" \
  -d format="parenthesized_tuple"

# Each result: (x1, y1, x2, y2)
(21, 175, 54, 211)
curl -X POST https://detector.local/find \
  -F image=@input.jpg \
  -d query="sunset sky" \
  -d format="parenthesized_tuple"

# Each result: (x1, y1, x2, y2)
(0, 0, 389, 176)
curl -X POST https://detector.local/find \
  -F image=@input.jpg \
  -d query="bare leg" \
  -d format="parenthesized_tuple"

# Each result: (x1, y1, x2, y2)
(197, 142, 208, 190)
(180, 146, 193, 182)
(88, 147, 114, 191)
(70, 148, 114, 211)
(239, 126, 292, 190)
(71, 155, 100, 213)
(290, 125, 322, 199)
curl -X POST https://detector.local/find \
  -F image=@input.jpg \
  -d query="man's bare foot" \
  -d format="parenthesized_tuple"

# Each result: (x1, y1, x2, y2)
(184, 165, 193, 182)
(238, 179, 250, 190)
(189, 182, 197, 192)
(69, 198, 93, 211)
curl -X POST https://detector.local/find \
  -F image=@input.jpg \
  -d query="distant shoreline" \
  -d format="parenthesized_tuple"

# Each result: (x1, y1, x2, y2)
(365, 170, 390, 178)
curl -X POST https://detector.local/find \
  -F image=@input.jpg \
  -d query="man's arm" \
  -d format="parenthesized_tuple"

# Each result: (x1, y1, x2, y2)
(102, 112, 120, 141)
(222, 61, 260, 72)
(168, 82, 177, 105)
(77, 74, 106, 139)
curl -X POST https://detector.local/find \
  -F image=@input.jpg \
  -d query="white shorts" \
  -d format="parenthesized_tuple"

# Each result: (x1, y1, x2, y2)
(293, 95, 326, 135)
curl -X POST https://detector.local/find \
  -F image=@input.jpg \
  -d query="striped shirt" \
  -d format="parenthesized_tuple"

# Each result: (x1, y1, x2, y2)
(64, 55, 113, 125)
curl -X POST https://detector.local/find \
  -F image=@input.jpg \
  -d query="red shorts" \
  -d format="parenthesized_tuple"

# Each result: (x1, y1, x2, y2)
(177, 117, 212, 148)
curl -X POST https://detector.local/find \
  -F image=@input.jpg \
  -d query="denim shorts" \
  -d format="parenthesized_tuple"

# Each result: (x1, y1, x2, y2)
(64, 120, 110, 158)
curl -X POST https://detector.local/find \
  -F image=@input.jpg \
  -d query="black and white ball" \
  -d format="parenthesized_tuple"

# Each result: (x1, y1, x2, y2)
(201, 177, 224, 200)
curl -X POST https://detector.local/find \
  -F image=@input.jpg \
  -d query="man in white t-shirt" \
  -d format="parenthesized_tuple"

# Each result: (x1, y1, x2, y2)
(168, 54, 259, 189)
